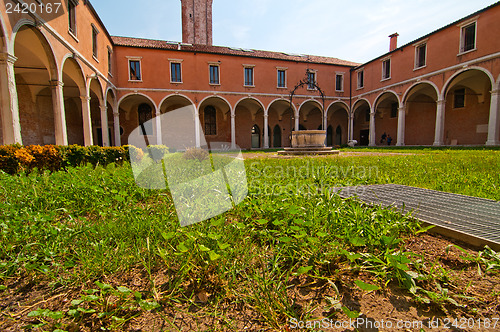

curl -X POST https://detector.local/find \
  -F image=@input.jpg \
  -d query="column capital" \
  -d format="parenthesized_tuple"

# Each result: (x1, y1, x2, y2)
(99, 105, 108, 112)
(491, 89, 499, 95)
(49, 80, 64, 88)
(80, 95, 91, 102)
(0, 53, 18, 65)
(437, 99, 446, 105)
(113, 112, 120, 117)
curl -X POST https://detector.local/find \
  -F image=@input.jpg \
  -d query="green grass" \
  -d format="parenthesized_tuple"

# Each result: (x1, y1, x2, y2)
(0, 148, 499, 330)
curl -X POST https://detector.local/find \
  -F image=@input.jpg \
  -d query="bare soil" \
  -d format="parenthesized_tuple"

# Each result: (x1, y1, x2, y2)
(1, 233, 499, 331)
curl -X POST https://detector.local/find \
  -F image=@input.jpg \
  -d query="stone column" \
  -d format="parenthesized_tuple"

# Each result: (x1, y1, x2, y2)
(369, 110, 376, 146)
(194, 108, 201, 148)
(113, 111, 121, 146)
(263, 113, 269, 148)
(396, 105, 405, 146)
(50, 80, 68, 146)
(294, 111, 299, 131)
(433, 99, 446, 146)
(0, 53, 22, 144)
(80, 95, 93, 146)
(348, 113, 354, 141)
(99, 104, 109, 147)
(486, 89, 499, 146)
(231, 113, 236, 149)
(155, 110, 162, 145)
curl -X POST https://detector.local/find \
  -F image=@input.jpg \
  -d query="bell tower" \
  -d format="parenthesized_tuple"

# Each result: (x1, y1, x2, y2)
(181, 0, 213, 46)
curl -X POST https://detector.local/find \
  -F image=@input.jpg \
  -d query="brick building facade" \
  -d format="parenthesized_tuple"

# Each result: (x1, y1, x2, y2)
(0, 0, 499, 149)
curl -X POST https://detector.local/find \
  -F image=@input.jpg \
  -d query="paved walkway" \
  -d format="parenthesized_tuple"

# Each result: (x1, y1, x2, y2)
(334, 184, 500, 250)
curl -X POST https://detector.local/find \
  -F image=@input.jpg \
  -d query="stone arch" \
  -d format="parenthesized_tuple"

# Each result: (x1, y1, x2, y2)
(403, 82, 439, 145)
(198, 95, 231, 147)
(118, 93, 158, 145)
(235, 97, 265, 149)
(0, 11, 7, 53)
(326, 101, 349, 146)
(441, 68, 493, 145)
(61, 56, 86, 145)
(88, 78, 108, 146)
(105, 89, 118, 146)
(298, 99, 323, 131)
(373, 91, 400, 146)
(267, 98, 295, 148)
(0, 16, 8, 144)
(352, 99, 371, 146)
(158, 94, 199, 149)
(13, 24, 59, 145)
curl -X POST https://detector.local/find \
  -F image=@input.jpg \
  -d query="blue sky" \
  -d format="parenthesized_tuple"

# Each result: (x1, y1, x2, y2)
(92, 0, 498, 64)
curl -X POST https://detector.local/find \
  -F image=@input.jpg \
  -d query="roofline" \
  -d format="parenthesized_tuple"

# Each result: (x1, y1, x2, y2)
(84, 0, 114, 45)
(111, 38, 359, 68)
(351, 1, 500, 71)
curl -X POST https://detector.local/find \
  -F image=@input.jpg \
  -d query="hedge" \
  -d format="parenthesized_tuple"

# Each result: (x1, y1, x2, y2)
(0, 145, 131, 175)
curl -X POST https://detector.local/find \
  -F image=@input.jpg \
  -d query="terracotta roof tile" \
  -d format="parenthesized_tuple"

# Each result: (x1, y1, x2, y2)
(111, 36, 360, 67)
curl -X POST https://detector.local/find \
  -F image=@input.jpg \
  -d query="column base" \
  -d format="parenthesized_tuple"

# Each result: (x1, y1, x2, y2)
(485, 140, 500, 146)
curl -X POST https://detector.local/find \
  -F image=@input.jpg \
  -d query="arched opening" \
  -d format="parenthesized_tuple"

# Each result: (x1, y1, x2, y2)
(273, 124, 282, 148)
(298, 100, 323, 130)
(327, 103, 349, 146)
(106, 89, 117, 146)
(326, 125, 333, 146)
(14, 25, 58, 145)
(62, 57, 85, 145)
(251, 124, 260, 149)
(335, 125, 342, 146)
(158, 94, 198, 149)
(404, 83, 438, 145)
(89, 79, 105, 146)
(443, 69, 492, 145)
(198, 96, 231, 147)
(374, 92, 399, 146)
(118, 94, 156, 145)
(268, 99, 294, 148)
(352, 100, 371, 146)
(235, 98, 264, 149)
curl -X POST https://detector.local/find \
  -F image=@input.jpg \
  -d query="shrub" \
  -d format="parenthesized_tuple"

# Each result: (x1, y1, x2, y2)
(183, 147, 209, 162)
(148, 145, 170, 162)
(0, 144, 21, 175)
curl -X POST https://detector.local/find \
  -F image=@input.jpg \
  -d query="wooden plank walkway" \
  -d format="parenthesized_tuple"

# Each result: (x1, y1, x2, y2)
(334, 184, 500, 250)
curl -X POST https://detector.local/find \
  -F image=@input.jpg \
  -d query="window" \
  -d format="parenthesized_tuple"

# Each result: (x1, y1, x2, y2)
(307, 71, 316, 90)
(209, 64, 220, 84)
(68, 0, 77, 35)
(382, 58, 391, 80)
(129, 59, 141, 81)
(357, 70, 364, 89)
(138, 103, 153, 135)
(171, 62, 182, 83)
(244, 67, 254, 86)
(454, 88, 466, 108)
(204, 106, 217, 135)
(391, 103, 398, 118)
(107, 48, 112, 74)
(460, 22, 476, 53)
(415, 43, 426, 69)
(335, 74, 343, 92)
(277, 69, 286, 88)
(92, 24, 98, 58)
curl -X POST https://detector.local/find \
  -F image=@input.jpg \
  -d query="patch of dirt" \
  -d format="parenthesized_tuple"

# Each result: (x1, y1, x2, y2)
(1, 233, 499, 331)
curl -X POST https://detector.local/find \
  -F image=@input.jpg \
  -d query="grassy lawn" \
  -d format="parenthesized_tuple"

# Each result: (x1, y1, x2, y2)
(1, 148, 499, 331)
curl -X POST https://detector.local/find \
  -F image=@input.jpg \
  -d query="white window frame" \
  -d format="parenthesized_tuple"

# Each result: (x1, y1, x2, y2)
(356, 68, 364, 90)
(276, 67, 287, 89)
(243, 64, 255, 87)
(91, 24, 99, 61)
(458, 17, 478, 55)
(381, 57, 391, 81)
(413, 39, 428, 70)
(127, 56, 143, 82)
(335, 72, 344, 92)
(107, 46, 113, 76)
(306, 69, 317, 91)
(67, 0, 79, 40)
(208, 62, 220, 85)
(169, 59, 183, 84)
